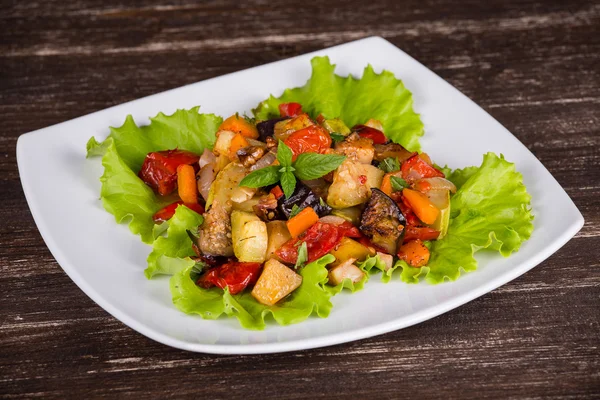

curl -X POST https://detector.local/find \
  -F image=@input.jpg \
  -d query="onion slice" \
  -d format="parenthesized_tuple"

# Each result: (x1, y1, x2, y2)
(414, 177, 457, 193)
(318, 215, 347, 226)
(197, 163, 215, 201)
(199, 149, 216, 169)
(250, 151, 276, 171)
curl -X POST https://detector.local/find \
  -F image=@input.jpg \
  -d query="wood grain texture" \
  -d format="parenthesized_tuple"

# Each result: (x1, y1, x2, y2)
(1, 0, 599, 398)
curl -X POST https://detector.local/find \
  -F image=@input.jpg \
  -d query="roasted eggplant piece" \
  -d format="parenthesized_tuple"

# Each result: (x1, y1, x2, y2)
(373, 143, 414, 163)
(277, 181, 332, 219)
(359, 188, 406, 254)
(256, 117, 288, 142)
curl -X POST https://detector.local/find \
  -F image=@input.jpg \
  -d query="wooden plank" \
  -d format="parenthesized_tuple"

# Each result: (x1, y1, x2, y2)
(1, 0, 599, 398)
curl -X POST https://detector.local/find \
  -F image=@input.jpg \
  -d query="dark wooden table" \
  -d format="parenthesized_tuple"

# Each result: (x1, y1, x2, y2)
(2, 0, 599, 398)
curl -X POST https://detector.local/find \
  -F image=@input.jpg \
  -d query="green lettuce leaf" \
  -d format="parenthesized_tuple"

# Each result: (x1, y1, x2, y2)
(170, 255, 337, 330)
(145, 205, 204, 279)
(86, 107, 222, 243)
(253, 57, 424, 151)
(422, 152, 534, 284)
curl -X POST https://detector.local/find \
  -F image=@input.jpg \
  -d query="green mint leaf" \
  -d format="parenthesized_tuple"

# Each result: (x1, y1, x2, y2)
(277, 140, 293, 167)
(380, 157, 400, 173)
(239, 165, 281, 188)
(294, 242, 308, 269)
(391, 176, 409, 191)
(293, 153, 346, 180)
(280, 171, 297, 198)
(330, 132, 345, 143)
(290, 204, 303, 218)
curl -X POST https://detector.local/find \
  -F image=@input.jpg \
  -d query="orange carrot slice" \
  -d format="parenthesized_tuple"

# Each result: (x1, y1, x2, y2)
(402, 188, 439, 225)
(177, 164, 198, 204)
(286, 207, 319, 238)
(219, 114, 259, 139)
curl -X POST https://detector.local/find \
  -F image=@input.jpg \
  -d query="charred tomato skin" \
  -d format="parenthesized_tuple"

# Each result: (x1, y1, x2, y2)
(359, 188, 406, 254)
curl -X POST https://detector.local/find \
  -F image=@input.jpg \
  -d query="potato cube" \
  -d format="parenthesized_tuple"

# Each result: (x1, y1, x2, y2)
(328, 258, 365, 286)
(266, 221, 292, 261)
(251, 259, 302, 306)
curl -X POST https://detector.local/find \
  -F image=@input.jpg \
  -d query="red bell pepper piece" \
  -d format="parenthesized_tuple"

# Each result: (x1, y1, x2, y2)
(352, 125, 388, 144)
(197, 262, 263, 295)
(401, 154, 445, 182)
(278, 102, 303, 118)
(153, 201, 204, 223)
(139, 149, 200, 195)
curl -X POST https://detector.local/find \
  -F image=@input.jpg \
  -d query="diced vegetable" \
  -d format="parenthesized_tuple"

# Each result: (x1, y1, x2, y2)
(322, 118, 351, 135)
(205, 162, 247, 210)
(274, 114, 314, 141)
(284, 125, 332, 159)
(352, 124, 387, 144)
(197, 163, 215, 201)
(401, 154, 445, 182)
(286, 207, 319, 238)
(363, 164, 385, 188)
(413, 177, 457, 193)
(232, 196, 262, 213)
(197, 202, 234, 256)
(326, 159, 371, 208)
(402, 188, 440, 225)
(138, 149, 200, 196)
(380, 173, 392, 196)
(152, 201, 204, 223)
(228, 134, 250, 160)
(334, 133, 374, 164)
(213, 130, 237, 157)
(251, 259, 303, 306)
(277, 181, 331, 219)
(197, 262, 262, 295)
(214, 153, 231, 173)
(404, 226, 440, 241)
(397, 239, 430, 267)
(257, 117, 287, 142)
(328, 258, 365, 286)
(373, 143, 414, 163)
(376, 252, 394, 271)
(176, 164, 198, 204)
(426, 190, 451, 239)
(360, 188, 406, 254)
(278, 102, 303, 117)
(331, 206, 362, 226)
(198, 149, 216, 169)
(219, 114, 259, 139)
(265, 221, 292, 261)
(276, 222, 360, 264)
(364, 119, 384, 131)
(231, 210, 268, 263)
(329, 237, 375, 267)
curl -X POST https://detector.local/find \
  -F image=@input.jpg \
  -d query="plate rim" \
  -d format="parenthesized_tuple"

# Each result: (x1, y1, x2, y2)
(16, 36, 585, 354)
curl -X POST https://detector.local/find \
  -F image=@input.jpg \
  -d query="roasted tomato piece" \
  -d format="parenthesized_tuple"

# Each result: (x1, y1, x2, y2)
(197, 262, 262, 295)
(403, 226, 440, 242)
(275, 222, 356, 264)
(153, 201, 205, 223)
(336, 221, 361, 238)
(278, 102, 303, 118)
(139, 149, 200, 195)
(284, 125, 332, 160)
(401, 154, 444, 182)
(352, 124, 388, 144)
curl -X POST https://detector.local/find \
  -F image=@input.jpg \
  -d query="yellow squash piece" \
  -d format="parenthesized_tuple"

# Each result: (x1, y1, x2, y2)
(329, 237, 375, 267)
(231, 210, 268, 263)
(205, 162, 247, 210)
(251, 259, 302, 306)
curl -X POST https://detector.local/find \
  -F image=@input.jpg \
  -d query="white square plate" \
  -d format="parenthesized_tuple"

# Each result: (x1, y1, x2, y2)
(17, 37, 583, 354)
